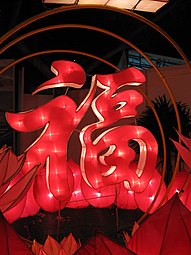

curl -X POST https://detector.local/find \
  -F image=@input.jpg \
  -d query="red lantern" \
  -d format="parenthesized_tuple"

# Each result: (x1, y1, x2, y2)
(80, 67, 157, 193)
(80, 125, 158, 193)
(33, 168, 67, 212)
(32, 60, 86, 95)
(115, 182, 137, 210)
(6, 60, 97, 204)
(134, 169, 167, 213)
(4, 60, 162, 215)
(66, 159, 89, 209)
(81, 179, 116, 208)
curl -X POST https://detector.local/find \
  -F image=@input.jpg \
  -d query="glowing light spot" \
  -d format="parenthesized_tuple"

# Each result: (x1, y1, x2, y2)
(37, 148, 45, 153)
(27, 161, 32, 166)
(127, 190, 134, 194)
(149, 195, 155, 201)
(73, 190, 80, 195)
(40, 113, 46, 121)
(118, 150, 124, 156)
(53, 146, 62, 153)
(48, 193, 53, 198)
(17, 120, 22, 127)
(96, 192, 101, 197)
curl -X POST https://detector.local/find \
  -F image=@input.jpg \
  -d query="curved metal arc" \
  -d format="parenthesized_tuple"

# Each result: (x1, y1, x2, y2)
(0, 49, 120, 76)
(136, 87, 167, 224)
(0, 4, 190, 71)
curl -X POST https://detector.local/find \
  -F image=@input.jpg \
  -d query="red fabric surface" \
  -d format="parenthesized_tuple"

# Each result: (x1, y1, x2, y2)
(128, 193, 191, 255)
(74, 230, 136, 255)
(0, 212, 34, 254)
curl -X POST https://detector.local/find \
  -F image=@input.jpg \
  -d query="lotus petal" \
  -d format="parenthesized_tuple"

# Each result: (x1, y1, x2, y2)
(43, 235, 60, 255)
(0, 164, 39, 212)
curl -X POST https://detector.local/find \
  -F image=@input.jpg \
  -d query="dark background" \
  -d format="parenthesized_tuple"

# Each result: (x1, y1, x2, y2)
(12, 207, 143, 244)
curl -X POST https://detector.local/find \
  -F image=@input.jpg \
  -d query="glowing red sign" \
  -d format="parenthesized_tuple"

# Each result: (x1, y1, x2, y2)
(5, 60, 165, 220)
